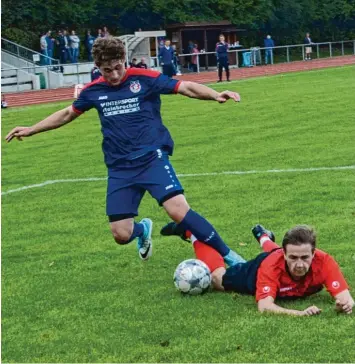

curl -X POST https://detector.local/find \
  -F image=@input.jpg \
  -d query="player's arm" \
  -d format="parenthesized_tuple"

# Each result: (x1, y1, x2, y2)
(334, 290, 354, 314)
(5, 106, 79, 142)
(322, 254, 352, 314)
(177, 81, 241, 103)
(258, 296, 322, 316)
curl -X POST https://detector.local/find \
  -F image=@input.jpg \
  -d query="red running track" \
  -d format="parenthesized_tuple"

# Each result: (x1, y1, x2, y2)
(4, 56, 354, 107)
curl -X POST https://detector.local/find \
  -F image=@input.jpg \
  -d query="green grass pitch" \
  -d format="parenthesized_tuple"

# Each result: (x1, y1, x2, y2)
(2, 66, 355, 362)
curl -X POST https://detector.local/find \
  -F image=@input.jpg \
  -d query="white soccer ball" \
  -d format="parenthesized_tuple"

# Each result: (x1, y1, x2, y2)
(173, 259, 211, 295)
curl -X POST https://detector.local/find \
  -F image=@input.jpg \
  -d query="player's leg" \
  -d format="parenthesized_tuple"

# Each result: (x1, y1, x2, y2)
(188, 232, 227, 291)
(143, 149, 243, 266)
(163, 196, 245, 266)
(107, 176, 153, 260)
(218, 61, 223, 82)
(225, 60, 230, 81)
(251, 224, 279, 252)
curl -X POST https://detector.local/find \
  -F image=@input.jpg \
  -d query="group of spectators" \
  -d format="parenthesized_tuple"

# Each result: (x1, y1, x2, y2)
(262, 32, 314, 64)
(40, 27, 111, 65)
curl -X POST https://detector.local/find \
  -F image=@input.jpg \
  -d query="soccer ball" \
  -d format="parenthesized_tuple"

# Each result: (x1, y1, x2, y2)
(173, 259, 211, 295)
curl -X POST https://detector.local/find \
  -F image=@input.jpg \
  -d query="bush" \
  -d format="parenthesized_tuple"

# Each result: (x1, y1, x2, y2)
(2, 27, 39, 50)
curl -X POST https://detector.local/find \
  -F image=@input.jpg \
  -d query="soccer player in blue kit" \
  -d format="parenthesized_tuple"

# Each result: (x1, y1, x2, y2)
(6, 37, 242, 265)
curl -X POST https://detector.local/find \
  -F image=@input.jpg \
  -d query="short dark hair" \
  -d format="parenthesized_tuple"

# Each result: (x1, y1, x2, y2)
(92, 37, 125, 67)
(282, 225, 316, 252)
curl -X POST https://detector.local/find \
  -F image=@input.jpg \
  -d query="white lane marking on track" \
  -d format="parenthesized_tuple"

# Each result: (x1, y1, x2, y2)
(2, 165, 354, 196)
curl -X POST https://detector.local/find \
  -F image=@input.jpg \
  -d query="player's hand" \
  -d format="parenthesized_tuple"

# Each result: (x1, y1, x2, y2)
(216, 91, 241, 103)
(5, 126, 35, 142)
(302, 305, 322, 316)
(335, 298, 354, 314)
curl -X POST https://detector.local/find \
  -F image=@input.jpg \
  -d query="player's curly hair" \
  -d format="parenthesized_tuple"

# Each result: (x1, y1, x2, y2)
(92, 37, 126, 66)
(282, 225, 316, 252)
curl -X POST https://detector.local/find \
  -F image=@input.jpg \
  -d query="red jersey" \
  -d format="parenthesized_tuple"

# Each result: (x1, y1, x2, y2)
(256, 249, 348, 301)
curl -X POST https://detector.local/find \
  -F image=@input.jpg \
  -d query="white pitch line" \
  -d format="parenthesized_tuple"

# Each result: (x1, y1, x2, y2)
(2, 165, 354, 196)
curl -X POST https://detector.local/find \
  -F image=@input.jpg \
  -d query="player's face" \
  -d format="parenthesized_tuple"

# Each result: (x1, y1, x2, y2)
(219, 36, 225, 42)
(284, 243, 314, 279)
(100, 60, 126, 86)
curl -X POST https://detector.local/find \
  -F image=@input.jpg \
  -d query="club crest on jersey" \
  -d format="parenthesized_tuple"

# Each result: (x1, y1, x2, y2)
(130, 80, 141, 93)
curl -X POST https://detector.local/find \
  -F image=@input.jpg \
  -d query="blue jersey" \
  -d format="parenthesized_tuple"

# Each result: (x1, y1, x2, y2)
(216, 42, 229, 59)
(72, 68, 181, 168)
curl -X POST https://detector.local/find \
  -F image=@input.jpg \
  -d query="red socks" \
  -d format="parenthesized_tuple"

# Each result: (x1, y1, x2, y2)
(186, 230, 225, 272)
(260, 234, 279, 252)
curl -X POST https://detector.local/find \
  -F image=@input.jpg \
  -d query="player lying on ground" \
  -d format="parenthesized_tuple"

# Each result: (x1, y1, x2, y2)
(161, 223, 354, 316)
(5, 37, 243, 266)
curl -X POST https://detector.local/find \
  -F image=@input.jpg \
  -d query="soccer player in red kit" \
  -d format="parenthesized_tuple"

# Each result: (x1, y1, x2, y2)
(161, 223, 354, 316)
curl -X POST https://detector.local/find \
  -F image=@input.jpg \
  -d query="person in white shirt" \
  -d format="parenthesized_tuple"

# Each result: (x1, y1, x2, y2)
(69, 30, 80, 63)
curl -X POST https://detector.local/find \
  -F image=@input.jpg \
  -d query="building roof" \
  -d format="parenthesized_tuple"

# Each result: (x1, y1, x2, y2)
(166, 20, 245, 31)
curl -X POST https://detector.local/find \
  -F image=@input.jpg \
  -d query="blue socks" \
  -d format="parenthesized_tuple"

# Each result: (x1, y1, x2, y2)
(178, 209, 246, 266)
(178, 209, 230, 256)
(127, 222, 145, 243)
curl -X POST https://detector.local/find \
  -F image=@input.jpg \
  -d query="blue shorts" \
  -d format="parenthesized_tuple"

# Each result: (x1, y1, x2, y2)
(222, 252, 272, 294)
(107, 149, 184, 221)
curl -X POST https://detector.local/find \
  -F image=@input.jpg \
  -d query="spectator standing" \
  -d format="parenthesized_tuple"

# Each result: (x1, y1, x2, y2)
(158, 39, 174, 77)
(191, 43, 199, 72)
(69, 30, 80, 63)
(304, 32, 313, 60)
(46, 31, 55, 65)
(187, 40, 194, 70)
(40, 31, 49, 65)
(136, 57, 148, 69)
(102, 26, 110, 38)
(216, 34, 230, 82)
(97, 29, 104, 38)
(171, 44, 181, 75)
(56, 30, 69, 66)
(264, 35, 274, 65)
(85, 30, 95, 61)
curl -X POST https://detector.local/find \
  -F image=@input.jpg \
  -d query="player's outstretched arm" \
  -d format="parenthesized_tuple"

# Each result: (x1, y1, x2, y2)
(334, 290, 354, 314)
(5, 105, 79, 143)
(258, 296, 322, 317)
(177, 81, 241, 103)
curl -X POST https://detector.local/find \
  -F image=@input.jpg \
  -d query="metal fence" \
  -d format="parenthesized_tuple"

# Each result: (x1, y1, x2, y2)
(1, 39, 354, 92)
(175, 40, 355, 74)
(1, 38, 58, 66)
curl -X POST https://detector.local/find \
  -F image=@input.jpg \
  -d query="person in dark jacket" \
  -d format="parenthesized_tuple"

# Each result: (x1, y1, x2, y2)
(216, 34, 230, 82)
(130, 58, 138, 68)
(136, 57, 148, 69)
(56, 30, 69, 66)
(85, 30, 95, 62)
(158, 39, 175, 77)
(90, 66, 102, 81)
(264, 35, 275, 65)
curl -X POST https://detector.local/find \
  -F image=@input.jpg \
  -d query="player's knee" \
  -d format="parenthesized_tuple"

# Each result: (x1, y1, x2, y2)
(111, 224, 133, 245)
(163, 195, 190, 222)
(110, 217, 134, 244)
(211, 268, 225, 291)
